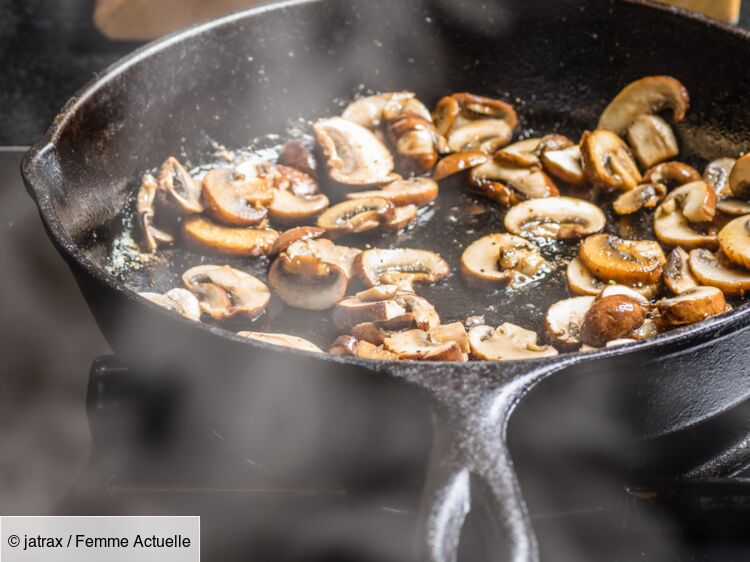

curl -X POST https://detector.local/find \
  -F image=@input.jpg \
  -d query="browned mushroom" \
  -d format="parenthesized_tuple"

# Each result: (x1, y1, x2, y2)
(663, 247, 699, 295)
(277, 139, 318, 178)
(383, 204, 418, 232)
(270, 164, 320, 197)
(158, 156, 203, 214)
(653, 181, 718, 250)
(643, 161, 701, 189)
(460, 233, 547, 288)
(657, 286, 727, 328)
(704, 157, 735, 197)
(540, 145, 585, 185)
(567, 257, 658, 298)
(332, 289, 440, 333)
(139, 288, 201, 321)
(494, 138, 543, 168)
(612, 183, 666, 215)
(689, 249, 750, 297)
(355, 248, 450, 290)
(433, 151, 489, 181)
(504, 197, 606, 240)
(182, 216, 279, 256)
(718, 215, 750, 270)
(346, 177, 439, 207)
(236, 331, 323, 352)
(470, 159, 559, 202)
(626, 115, 679, 169)
(468, 323, 557, 361)
(434, 93, 517, 153)
(201, 167, 271, 226)
(268, 189, 329, 224)
(268, 252, 348, 311)
(383, 329, 465, 361)
(729, 153, 750, 200)
(136, 173, 174, 252)
(269, 226, 326, 255)
(579, 294, 646, 347)
(342, 93, 413, 129)
(316, 197, 396, 234)
(545, 296, 595, 350)
(382, 95, 442, 173)
(183, 265, 270, 320)
(598, 76, 690, 135)
(580, 234, 666, 286)
(580, 130, 642, 191)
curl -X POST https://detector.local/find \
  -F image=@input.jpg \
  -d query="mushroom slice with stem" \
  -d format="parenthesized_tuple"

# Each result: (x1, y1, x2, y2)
(729, 152, 750, 200)
(689, 249, 750, 296)
(430, 322, 471, 354)
(545, 296, 595, 351)
(579, 294, 646, 348)
(657, 286, 726, 328)
(295, 238, 360, 279)
(201, 167, 271, 226)
(644, 161, 701, 189)
(341, 92, 410, 129)
(346, 177, 439, 207)
(663, 247, 699, 295)
(383, 329, 465, 362)
(460, 233, 547, 288)
(447, 119, 514, 153)
(183, 265, 270, 320)
(236, 331, 323, 353)
(278, 139, 318, 179)
(717, 198, 750, 216)
(433, 151, 489, 181)
(653, 181, 718, 250)
(268, 252, 348, 310)
(268, 189, 329, 224)
(136, 173, 174, 252)
(704, 157, 735, 198)
(540, 145, 585, 185)
(580, 234, 666, 286)
(469, 323, 558, 361)
(384, 97, 442, 174)
(581, 130, 642, 191)
(355, 248, 450, 291)
(313, 117, 396, 187)
(470, 160, 559, 201)
(504, 197, 606, 240)
(626, 115, 679, 169)
(332, 295, 408, 332)
(598, 76, 690, 135)
(597, 284, 650, 307)
(383, 204, 418, 232)
(158, 156, 203, 214)
(718, 215, 750, 270)
(613, 183, 667, 215)
(494, 138, 543, 168)
(316, 197, 396, 234)
(139, 288, 202, 321)
(271, 164, 321, 197)
(269, 226, 326, 255)
(567, 257, 658, 298)
(182, 216, 279, 256)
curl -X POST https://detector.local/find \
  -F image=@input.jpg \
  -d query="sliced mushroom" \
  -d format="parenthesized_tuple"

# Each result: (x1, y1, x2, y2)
(139, 288, 202, 321)
(268, 252, 348, 310)
(494, 138, 543, 168)
(626, 115, 679, 169)
(430, 322, 471, 354)
(268, 189, 329, 224)
(469, 323, 558, 361)
(545, 296, 595, 350)
(342, 93, 404, 128)
(383, 329, 465, 361)
(597, 284, 650, 307)
(718, 215, 750, 270)
(580, 234, 666, 286)
(612, 183, 666, 215)
(663, 247, 699, 295)
(136, 173, 174, 252)
(470, 160, 559, 202)
(158, 156, 203, 214)
(704, 157, 735, 198)
(313, 117, 396, 187)
(644, 161, 701, 189)
(269, 226, 326, 255)
(540, 145, 585, 185)
(717, 198, 750, 216)
(653, 181, 718, 249)
(598, 76, 690, 135)
(580, 130, 642, 191)
(278, 139, 318, 178)
(689, 249, 750, 296)
(355, 248, 450, 290)
(332, 295, 409, 332)
(447, 119, 514, 153)
(355, 340, 399, 360)
(657, 286, 726, 328)
(504, 197, 606, 240)
(271, 164, 320, 197)
(729, 153, 750, 200)
(630, 318, 660, 340)
(182, 216, 279, 256)
(316, 197, 396, 234)
(201, 167, 271, 226)
(384, 98, 441, 173)
(383, 204, 418, 232)
(329, 335, 359, 356)
(433, 151, 489, 181)
(286, 238, 360, 279)
(567, 257, 658, 298)
(346, 177, 439, 207)
(580, 294, 646, 347)
(460, 233, 547, 288)
(433, 93, 518, 145)
(236, 331, 323, 353)
(183, 265, 270, 320)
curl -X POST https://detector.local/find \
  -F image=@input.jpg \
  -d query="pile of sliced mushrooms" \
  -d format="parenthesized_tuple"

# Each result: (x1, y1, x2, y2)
(135, 77, 750, 361)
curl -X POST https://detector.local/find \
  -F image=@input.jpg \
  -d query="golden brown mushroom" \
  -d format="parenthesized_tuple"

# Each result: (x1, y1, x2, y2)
(580, 234, 666, 286)
(689, 249, 750, 296)
(626, 115, 679, 169)
(182, 216, 279, 257)
(718, 215, 750, 270)
(580, 130, 642, 191)
(653, 181, 718, 250)
(470, 159, 559, 202)
(540, 145, 585, 185)
(201, 167, 271, 226)
(433, 151, 490, 181)
(579, 294, 646, 347)
(504, 197, 606, 240)
(346, 177, 439, 207)
(355, 248, 450, 290)
(644, 161, 701, 189)
(316, 197, 396, 234)
(663, 247, 699, 295)
(612, 183, 666, 215)
(236, 331, 323, 353)
(657, 286, 726, 328)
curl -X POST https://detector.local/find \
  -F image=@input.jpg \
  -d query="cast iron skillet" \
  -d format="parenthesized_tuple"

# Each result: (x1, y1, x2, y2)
(21, 0, 750, 559)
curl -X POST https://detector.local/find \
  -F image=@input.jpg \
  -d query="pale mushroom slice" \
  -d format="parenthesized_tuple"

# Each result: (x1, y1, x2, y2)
(332, 295, 408, 332)
(580, 234, 666, 286)
(470, 160, 559, 201)
(597, 284, 650, 307)
(643, 161, 701, 189)
(433, 151, 489, 181)
(567, 257, 658, 298)
(341, 92, 414, 129)
(663, 247, 699, 295)
(598, 76, 690, 135)
(182, 216, 279, 257)
(139, 288, 202, 321)
(136, 173, 174, 252)
(268, 252, 348, 310)
(316, 197, 396, 234)
(580, 130, 642, 191)
(383, 329, 465, 362)
(612, 183, 666, 215)
(269, 226, 327, 255)
(158, 156, 203, 214)
(545, 296, 595, 350)
(626, 115, 679, 169)
(268, 189, 329, 224)
(718, 215, 750, 270)
(313, 117, 396, 187)
(355, 248, 450, 290)
(494, 138, 543, 168)
(383, 204, 418, 232)
(657, 286, 726, 328)
(730, 152, 750, 200)
(295, 238, 360, 279)
(346, 177, 439, 207)
(653, 181, 718, 250)
(504, 197, 606, 240)
(469, 323, 558, 361)
(717, 198, 750, 216)
(579, 294, 646, 348)
(447, 119, 514, 153)
(540, 145, 585, 185)
(460, 233, 547, 288)
(183, 265, 270, 320)
(236, 331, 323, 353)
(630, 318, 660, 341)
(704, 157, 735, 198)
(201, 167, 271, 226)
(689, 249, 750, 296)
(430, 322, 471, 354)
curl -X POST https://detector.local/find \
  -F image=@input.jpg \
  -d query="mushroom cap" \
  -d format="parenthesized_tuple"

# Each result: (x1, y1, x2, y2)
(657, 286, 726, 328)
(663, 247, 699, 295)
(283, 238, 360, 279)
(268, 253, 348, 310)
(704, 157, 735, 198)
(644, 161, 701, 188)
(471, 160, 559, 200)
(540, 145, 585, 185)
(313, 117, 396, 186)
(567, 257, 658, 298)
(626, 114, 679, 169)
(158, 156, 204, 214)
(460, 233, 546, 288)
(268, 189, 329, 224)
(597, 284, 650, 307)
(270, 226, 327, 255)
(689, 249, 750, 296)
(433, 151, 489, 181)
(236, 331, 323, 353)
(469, 323, 557, 361)
(346, 177, 438, 207)
(383, 329, 465, 362)
(355, 248, 450, 290)
(598, 75, 690, 135)
(718, 215, 750, 270)
(140, 288, 202, 321)
(580, 233, 666, 286)
(580, 294, 646, 348)
(387, 114, 440, 174)
(451, 93, 518, 128)
(182, 265, 270, 320)
(504, 196, 606, 240)
(201, 167, 271, 226)
(612, 183, 666, 215)
(342, 93, 404, 128)
(653, 181, 718, 250)
(545, 296, 595, 350)
(580, 130, 642, 191)
(447, 119, 514, 153)
(729, 153, 750, 200)
(182, 216, 278, 257)
(494, 138, 543, 168)
(316, 197, 396, 234)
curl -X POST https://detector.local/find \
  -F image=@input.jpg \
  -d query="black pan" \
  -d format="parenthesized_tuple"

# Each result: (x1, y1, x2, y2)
(21, 0, 750, 559)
